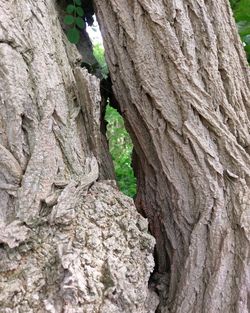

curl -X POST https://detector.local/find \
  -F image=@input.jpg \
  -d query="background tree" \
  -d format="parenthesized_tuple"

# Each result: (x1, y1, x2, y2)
(94, 0, 250, 312)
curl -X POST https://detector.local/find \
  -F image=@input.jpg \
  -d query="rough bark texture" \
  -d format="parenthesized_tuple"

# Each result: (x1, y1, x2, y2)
(94, 0, 250, 312)
(0, 1, 157, 312)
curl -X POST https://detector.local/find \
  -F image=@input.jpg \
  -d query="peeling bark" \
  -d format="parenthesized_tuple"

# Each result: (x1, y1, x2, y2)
(94, 0, 250, 312)
(0, 1, 157, 312)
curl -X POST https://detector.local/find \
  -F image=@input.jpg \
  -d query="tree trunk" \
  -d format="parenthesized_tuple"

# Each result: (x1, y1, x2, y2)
(0, 1, 158, 312)
(94, 0, 250, 312)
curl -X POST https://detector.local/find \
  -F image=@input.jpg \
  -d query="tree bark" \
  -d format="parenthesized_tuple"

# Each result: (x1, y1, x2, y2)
(0, 1, 157, 312)
(94, 0, 250, 312)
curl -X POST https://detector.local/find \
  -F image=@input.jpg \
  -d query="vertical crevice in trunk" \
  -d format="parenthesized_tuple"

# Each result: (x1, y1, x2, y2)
(100, 75, 137, 196)
(100, 73, 171, 309)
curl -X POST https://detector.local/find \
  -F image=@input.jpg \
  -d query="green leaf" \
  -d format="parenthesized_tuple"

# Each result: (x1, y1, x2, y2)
(66, 4, 75, 14)
(74, 0, 82, 5)
(238, 21, 250, 37)
(66, 28, 80, 44)
(64, 15, 75, 25)
(243, 35, 250, 45)
(233, 0, 250, 22)
(76, 6, 84, 17)
(230, 0, 250, 65)
(75, 17, 85, 29)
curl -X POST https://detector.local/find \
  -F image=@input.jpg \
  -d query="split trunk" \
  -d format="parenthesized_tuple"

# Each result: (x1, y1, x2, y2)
(0, 0, 249, 312)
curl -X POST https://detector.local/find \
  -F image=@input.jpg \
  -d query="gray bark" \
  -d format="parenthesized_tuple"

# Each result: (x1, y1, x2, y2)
(94, 0, 250, 312)
(0, 1, 157, 312)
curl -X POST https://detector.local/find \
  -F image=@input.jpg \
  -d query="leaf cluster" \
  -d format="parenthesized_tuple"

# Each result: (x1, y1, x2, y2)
(93, 44, 109, 77)
(64, 0, 85, 44)
(105, 105, 136, 197)
(230, 0, 250, 62)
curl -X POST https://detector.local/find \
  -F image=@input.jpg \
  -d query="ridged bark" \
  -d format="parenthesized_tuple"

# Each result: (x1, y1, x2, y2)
(94, 0, 250, 312)
(0, 1, 157, 312)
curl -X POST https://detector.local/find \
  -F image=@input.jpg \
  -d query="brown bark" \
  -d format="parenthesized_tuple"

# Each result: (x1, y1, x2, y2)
(0, 1, 157, 312)
(94, 0, 250, 312)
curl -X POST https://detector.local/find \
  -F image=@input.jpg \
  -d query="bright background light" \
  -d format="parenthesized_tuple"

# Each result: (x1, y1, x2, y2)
(86, 16, 103, 45)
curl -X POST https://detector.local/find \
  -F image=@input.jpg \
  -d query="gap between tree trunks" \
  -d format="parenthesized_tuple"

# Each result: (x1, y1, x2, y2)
(100, 76, 170, 311)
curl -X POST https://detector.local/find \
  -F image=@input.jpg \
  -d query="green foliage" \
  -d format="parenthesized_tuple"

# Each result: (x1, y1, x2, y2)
(65, 0, 85, 44)
(233, 0, 250, 21)
(74, 0, 82, 5)
(76, 17, 85, 28)
(105, 105, 136, 197)
(67, 28, 80, 44)
(76, 6, 84, 17)
(64, 15, 75, 25)
(93, 44, 136, 197)
(93, 44, 109, 77)
(66, 4, 75, 14)
(230, 0, 250, 62)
